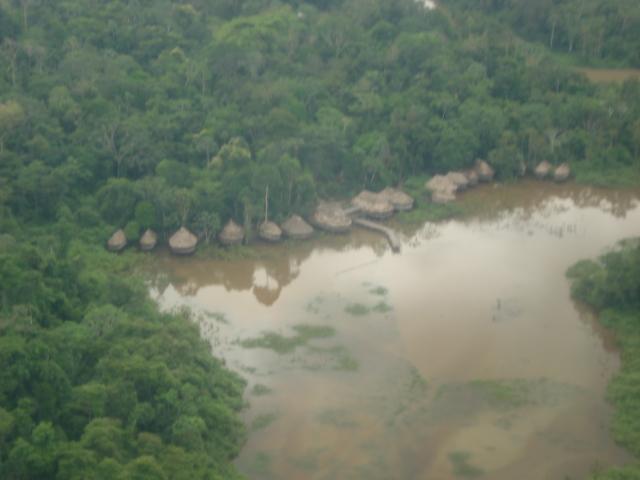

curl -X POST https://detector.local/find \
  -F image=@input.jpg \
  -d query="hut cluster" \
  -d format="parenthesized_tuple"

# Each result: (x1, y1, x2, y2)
(349, 187, 415, 220)
(534, 161, 571, 182)
(425, 159, 493, 203)
(106, 187, 415, 255)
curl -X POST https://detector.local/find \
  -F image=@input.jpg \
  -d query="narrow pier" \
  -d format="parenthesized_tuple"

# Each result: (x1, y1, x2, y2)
(352, 217, 401, 253)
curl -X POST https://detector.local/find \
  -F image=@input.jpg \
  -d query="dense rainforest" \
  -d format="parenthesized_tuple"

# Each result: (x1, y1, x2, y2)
(444, 0, 640, 67)
(1, 0, 640, 478)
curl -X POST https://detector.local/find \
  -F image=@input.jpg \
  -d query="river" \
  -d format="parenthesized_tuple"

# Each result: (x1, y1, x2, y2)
(148, 181, 640, 480)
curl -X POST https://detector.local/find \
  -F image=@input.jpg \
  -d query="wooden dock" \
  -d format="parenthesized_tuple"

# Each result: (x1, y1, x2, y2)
(352, 217, 401, 253)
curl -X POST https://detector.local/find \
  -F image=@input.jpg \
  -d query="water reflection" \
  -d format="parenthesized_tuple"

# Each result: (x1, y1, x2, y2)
(148, 182, 640, 480)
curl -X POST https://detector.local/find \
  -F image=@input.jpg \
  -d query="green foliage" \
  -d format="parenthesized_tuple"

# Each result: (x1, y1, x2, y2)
(568, 241, 640, 478)
(441, 0, 640, 67)
(1, 0, 640, 478)
(0, 236, 246, 478)
(250, 413, 278, 432)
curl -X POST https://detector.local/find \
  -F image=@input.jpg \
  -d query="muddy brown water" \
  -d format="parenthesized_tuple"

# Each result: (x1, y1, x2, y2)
(148, 181, 640, 480)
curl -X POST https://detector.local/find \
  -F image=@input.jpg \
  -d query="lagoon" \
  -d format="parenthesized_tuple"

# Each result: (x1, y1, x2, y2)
(149, 181, 640, 480)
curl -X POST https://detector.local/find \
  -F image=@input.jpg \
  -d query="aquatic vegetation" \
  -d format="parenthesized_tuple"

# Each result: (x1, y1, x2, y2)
(372, 301, 393, 313)
(240, 324, 336, 354)
(369, 286, 388, 296)
(305, 345, 359, 372)
(345, 303, 371, 316)
(449, 451, 485, 478)
(242, 452, 274, 479)
(434, 378, 584, 421)
(251, 384, 273, 396)
(205, 311, 229, 324)
(316, 409, 359, 429)
(288, 448, 326, 472)
(334, 352, 359, 372)
(250, 413, 279, 432)
(305, 296, 326, 314)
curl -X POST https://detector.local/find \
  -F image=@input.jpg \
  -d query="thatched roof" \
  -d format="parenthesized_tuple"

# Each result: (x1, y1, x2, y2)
(425, 175, 453, 193)
(464, 169, 479, 187)
(352, 190, 394, 219)
(311, 202, 352, 233)
(169, 226, 198, 255)
(107, 229, 127, 252)
(446, 171, 470, 191)
(534, 160, 552, 179)
(475, 159, 494, 181)
(431, 189, 457, 204)
(281, 215, 314, 240)
(219, 219, 244, 246)
(139, 229, 157, 251)
(259, 221, 282, 242)
(554, 163, 571, 182)
(379, 187, 414, 211)
(425, 175, 457, 203)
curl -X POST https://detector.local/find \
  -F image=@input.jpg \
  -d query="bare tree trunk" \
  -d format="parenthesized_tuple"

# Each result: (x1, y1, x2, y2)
(21, 0, 29, 30)
(264, 185, 269, 223)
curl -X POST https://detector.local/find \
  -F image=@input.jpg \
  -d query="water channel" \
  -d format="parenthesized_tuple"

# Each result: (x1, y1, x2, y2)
(148, 181, 640, 480)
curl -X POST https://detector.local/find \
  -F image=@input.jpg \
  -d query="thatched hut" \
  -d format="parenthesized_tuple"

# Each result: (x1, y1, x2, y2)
(219, 219, 244, 246)
(534, 160, 552, 179)
(464, 169, 479, 187)
(432, 189, 457, 204)
(139, 229, 157, 251)
(554, 163, 571, 182)
(281, 215, 314, 240)
(259, 221, 282, 242)
(425, 175, 453, 193)
(311, 202, 352, 233)
(352, 190, 394, 219)
(379, 187, 414, 211)
(475, 159, 494, 182)
(107, 229, 127, 252)
(446, 171, 470, 191)
(169, 226, 198, 255)
(425, 175, 458, 203)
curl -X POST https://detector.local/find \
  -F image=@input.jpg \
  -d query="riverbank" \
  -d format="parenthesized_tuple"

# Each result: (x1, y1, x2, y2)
(567, 242, 640, 479)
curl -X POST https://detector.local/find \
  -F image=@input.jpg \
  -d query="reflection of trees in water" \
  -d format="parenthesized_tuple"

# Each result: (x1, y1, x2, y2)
(460, 181, 639, 222)
(154, 183, 638, 303)
(160, 231, 391, 305)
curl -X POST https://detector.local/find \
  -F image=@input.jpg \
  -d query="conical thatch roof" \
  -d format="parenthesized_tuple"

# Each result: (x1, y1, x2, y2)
(219, 219, 244, 246)
(107, 229, 127, 252)
(534, 160, 552, 179)
(259, 221, 282, 242)
(475, 159, 494, 182)
(310, 202, 352, 233)
(446, 171, 470, 191)
(554, 163, 571, 182)
(352, 190, 394, 219)
(139, 229, 157, 251)
(464, 169, 479, 187)
(425, 175, 458, 203)
(281, 215, 314, 240)
(379, 187, 414, 211)
(169, 226, 198, 255)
